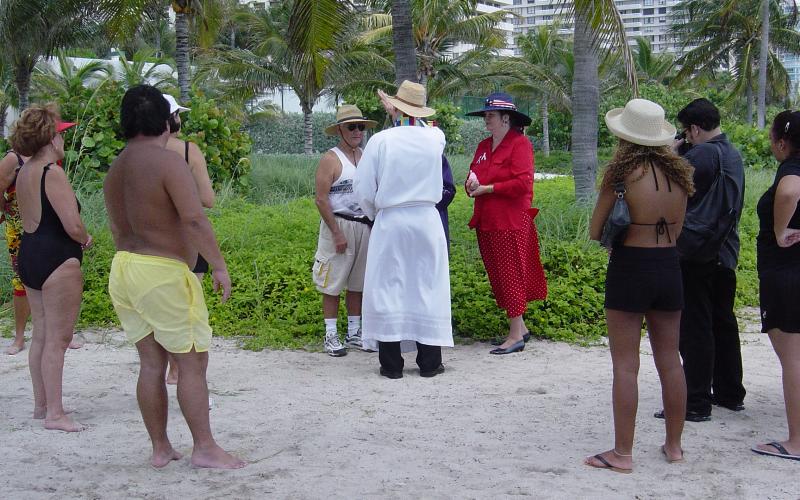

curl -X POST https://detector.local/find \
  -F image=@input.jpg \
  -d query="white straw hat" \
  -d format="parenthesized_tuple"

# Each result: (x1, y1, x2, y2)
(605, 98, 676, 146)
(385, 80, 436, 118)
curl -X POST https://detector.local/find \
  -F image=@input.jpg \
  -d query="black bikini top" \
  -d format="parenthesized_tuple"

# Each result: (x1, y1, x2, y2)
(629, 166, 676, 244)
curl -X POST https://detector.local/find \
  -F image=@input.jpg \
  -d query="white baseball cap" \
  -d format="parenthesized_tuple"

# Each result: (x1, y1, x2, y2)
(163, 93, 190, 114)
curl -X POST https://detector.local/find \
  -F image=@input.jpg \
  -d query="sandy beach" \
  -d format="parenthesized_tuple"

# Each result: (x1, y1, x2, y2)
(1, 308, 798, 499)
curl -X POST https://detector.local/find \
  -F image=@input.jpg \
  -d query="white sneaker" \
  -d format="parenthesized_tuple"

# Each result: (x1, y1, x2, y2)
(345, 329, 363, 349)
(325, 331, 347, 357)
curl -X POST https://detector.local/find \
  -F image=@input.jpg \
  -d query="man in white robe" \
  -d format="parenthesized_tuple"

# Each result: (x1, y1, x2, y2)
(354, 80, 453, 379)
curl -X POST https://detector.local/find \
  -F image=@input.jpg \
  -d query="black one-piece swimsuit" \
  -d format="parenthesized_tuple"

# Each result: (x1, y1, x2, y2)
(18, 164, 82, 290)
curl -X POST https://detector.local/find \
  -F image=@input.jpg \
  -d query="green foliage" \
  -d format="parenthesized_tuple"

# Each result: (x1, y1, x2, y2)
(725, 123, 773, 170)
(431, 101, 463, 154)
(247, 112, 339, 154)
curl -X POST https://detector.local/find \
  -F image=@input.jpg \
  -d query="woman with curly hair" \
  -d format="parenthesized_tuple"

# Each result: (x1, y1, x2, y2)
(586, 99, 695, 473)
(10, 104, 91, 432)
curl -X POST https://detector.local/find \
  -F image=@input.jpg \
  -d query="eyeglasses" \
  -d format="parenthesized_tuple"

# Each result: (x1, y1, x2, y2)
(346, 123, 365, 132)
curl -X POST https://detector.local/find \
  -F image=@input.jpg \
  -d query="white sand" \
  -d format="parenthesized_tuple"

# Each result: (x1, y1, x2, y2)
(1, 308, 797, 499)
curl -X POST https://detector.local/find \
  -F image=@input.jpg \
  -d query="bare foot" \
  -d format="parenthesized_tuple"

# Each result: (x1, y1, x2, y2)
(44, 414, 85, 432)
(661, 444, 684, 463)
(5, 341, 25, 355)
(68, 333, 85, 349)
(151, 448, 183, 468)
(191, 445, 247, 469)
(584, 449, 633, 474)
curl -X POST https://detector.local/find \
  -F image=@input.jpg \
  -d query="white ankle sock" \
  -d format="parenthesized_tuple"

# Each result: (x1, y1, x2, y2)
(347, 316, 361, 336)
(324, 318, 337, 335)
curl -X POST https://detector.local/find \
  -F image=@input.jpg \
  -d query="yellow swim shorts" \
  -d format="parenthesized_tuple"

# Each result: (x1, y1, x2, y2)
(108, 251, 212, 353)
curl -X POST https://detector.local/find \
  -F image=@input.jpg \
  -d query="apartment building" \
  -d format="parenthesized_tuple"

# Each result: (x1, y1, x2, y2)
(506, 0, 683, 55)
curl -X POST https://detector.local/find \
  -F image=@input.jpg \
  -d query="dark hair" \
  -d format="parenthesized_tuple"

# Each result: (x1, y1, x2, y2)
(120, 85, 169, 139)
(771, 110, 800, 155)
(677, 98, 720, 132)
(499, 111, 526, 133)
(168, 112, 181, 134)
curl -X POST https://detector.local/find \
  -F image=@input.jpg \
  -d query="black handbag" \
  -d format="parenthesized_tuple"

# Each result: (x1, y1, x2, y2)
(600, 182, 631, 249)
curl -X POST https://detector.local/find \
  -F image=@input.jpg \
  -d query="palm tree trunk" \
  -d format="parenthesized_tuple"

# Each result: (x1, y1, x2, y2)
(541, 98, 550, 157)
(746, 79, 754, 126)
(757, 0, 769, 129)
(391, 0, 417, 84)
(302, 102, 313, 154)
(0, 103, 7, 138)
(175, 12, 191, 102)
(571, 14, 599, 203)
(15, 66, 31, 111)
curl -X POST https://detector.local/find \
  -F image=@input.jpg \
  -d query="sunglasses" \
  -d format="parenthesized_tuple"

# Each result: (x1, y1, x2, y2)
(346, 123, 365, 132)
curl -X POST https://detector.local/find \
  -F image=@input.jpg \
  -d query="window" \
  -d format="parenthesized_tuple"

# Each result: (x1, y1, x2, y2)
(527, 16, 535, 23)
(527, 6, 535, 13)
(658, 7, 666, 14)
(643, 8, 654, 15)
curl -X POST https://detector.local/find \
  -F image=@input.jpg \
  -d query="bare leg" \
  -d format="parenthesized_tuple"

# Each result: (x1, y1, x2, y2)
(166, 354, 179, 385)
(754, 329, 800, 455)
(344, 291, 362, 316)
(173, 348, 246, 469)
(135, 334, 182, 467)
(26, 288, 47, 419)
(322, 293, 340, 319)
(646, 310, 686, 462)
(585, 309, 642, 471)
(5, 294, 29, 354)
(40, 260, 84, 432)
(497, 315, 525, 349)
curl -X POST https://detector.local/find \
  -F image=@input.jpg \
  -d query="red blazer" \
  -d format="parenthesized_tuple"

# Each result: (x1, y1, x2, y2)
(467, 129, 535, 231)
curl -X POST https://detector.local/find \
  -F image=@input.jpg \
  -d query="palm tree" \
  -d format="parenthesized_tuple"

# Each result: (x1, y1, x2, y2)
(0, 0, 97, 110)
(31, 50, 112, 102)
(115, 48, 177, 89)
(207, 0, 390, 153)
(390, 0, 417, 84)
(567, 0, 637, 202)
(363, 0, 508, 86)
(633, 37, 674, 85)
(0, 58, 18, 138)
(672, 0, 800, 126)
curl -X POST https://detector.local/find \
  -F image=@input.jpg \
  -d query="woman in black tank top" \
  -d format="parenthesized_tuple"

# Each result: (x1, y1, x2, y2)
(9, 104, 90, 432)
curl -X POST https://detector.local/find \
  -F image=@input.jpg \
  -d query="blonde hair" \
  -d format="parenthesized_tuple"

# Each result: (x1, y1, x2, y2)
(9, 104, 60, 157)
(601, 139, 696, 196)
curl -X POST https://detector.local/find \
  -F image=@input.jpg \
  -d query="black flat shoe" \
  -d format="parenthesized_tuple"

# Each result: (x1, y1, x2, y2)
(490, 333, 531, 346)
(379, 367, 403, 379)
(420, 364, 445, 378)
(654, 409, 711, 422)
(711, 397, 745, 412)
(489, 340, 525, 355)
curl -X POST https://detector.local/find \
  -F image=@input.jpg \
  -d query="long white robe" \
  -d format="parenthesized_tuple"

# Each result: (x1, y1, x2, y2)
(354, 126, 453, 350)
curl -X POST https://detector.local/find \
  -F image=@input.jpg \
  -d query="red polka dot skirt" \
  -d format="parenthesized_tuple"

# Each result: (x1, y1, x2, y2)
(477, 214, 547, 318)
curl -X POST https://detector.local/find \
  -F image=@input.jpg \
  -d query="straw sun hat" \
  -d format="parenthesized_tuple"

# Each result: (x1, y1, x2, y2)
(604, 98, 677, 146)
(384, 80, 436, 118)
(324, 104, 378, 136)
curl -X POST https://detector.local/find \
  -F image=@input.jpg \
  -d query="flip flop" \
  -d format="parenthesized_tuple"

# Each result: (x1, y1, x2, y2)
(5, 344, 24, 355)
(661, 445, 684, 463)
(751, 442, 800, 461)
(585, 454, 632, 474)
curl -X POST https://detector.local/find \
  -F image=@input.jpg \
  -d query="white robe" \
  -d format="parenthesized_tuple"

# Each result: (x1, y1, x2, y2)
(354, 126, 453, 350)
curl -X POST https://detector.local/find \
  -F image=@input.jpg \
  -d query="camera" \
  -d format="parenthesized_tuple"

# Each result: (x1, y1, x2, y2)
(675, 131, 686, 141)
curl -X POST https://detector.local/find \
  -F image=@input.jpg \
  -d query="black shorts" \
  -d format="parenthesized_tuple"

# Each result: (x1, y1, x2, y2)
(604, 245, 683, 313)
(759, 267, 800, 333)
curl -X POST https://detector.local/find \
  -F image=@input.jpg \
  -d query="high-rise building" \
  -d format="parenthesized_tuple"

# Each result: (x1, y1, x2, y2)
(450, 1, 516, 57)
(506, 0, 683, 55)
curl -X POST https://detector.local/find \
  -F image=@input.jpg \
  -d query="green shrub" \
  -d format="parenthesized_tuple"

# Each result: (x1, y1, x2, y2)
(247, 112, 339, 154)
(725, 123, 772, 170)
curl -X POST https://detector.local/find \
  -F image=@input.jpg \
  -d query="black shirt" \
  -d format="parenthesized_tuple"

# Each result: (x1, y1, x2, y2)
(681, 134, 745, 269)
(757, 157, 800, 271)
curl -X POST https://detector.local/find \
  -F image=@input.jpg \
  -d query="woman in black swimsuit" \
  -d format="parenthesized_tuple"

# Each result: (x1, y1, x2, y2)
(9, 104, 91, 433)
(587, 99, 695, 473)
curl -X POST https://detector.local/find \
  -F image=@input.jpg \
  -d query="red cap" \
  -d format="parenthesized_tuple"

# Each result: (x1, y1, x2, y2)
(56, 122, 77, 133)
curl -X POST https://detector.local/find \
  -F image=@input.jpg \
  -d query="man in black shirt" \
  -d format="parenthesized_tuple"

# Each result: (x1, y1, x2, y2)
(656, 98, 746, 422)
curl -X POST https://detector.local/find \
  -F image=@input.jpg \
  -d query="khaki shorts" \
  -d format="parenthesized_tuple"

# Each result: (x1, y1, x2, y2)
(312, 217, 370, 295)
(109, 251, 212, 353)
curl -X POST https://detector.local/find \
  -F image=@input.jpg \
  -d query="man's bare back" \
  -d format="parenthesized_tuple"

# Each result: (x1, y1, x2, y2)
(104, 137, 224, 273)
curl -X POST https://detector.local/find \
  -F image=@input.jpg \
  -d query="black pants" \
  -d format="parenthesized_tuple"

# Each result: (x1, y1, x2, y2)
(679, 261, 746, 414)
(378, 341, 441, 373)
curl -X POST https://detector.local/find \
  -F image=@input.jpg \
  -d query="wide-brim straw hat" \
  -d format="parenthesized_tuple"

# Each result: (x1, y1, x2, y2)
(385, 80, 436, 118)
(324, 104, 378, 136)
(465, 92, 532, 127)
(605, 98, 676, 146)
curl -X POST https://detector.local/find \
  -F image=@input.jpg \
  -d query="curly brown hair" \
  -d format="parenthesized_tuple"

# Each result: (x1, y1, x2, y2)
(9, 104, 60, 157)
(600, 139, 696, 196)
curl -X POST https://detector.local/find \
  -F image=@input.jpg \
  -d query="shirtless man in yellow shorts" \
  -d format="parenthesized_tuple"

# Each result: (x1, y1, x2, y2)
(104, 85, 245, 469)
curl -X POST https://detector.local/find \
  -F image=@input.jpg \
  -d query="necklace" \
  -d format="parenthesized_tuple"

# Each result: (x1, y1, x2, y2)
(341, 141, 360, 166)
